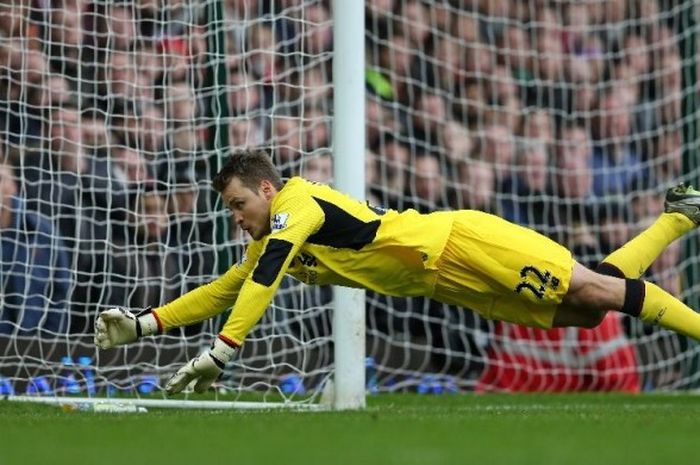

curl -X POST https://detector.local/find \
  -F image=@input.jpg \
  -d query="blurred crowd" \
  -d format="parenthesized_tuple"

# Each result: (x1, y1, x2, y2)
(0, 0, 691, 389)
(1, 0, 216, 334)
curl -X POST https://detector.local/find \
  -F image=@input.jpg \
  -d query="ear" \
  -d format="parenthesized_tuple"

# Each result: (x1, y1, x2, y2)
(259, 180, 276, 200)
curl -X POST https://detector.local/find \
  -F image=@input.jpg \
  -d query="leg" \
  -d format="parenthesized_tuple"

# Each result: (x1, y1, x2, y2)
(554, 262, 700, 342)
(599, 184, 698, 278)
(553, 262, 623, 328)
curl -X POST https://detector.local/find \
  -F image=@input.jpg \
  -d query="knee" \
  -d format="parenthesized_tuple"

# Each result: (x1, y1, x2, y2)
(566, 263, 626, 311)
(578, 309, 607, 329)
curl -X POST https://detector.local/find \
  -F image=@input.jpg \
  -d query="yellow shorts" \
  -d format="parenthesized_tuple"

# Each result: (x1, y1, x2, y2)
(433, 210, 574, 328)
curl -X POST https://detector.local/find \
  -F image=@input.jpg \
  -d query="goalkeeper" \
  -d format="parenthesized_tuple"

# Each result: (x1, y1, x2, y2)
(95, 148, 700, 395)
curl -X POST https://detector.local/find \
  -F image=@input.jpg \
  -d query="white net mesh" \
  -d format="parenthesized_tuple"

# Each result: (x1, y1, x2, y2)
(0, 0, 334, 404)
(2, 0, 700, 404)
(363, 0, 700, 393)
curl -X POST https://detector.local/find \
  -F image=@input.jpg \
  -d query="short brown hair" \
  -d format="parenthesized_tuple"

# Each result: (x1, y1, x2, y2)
(212, 148, 283, 193)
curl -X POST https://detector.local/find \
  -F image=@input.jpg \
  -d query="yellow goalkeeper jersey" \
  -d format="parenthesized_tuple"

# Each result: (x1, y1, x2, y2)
(154, 177, 454, 345)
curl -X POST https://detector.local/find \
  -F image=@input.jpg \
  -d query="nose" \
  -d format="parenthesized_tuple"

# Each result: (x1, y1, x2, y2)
(233, 211, 243, 225)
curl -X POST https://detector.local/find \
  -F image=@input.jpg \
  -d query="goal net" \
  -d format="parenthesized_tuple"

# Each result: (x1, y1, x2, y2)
(0, 0, 336, 408)
(364, 0, 700, 393)
(1, 0, 700, 410)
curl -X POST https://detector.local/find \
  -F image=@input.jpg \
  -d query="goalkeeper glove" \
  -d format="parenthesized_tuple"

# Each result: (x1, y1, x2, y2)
(94, 307, 160, 350)
(164, 336, 238, 395)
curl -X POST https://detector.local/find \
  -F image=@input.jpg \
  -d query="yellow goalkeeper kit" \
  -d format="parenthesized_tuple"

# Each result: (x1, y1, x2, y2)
(153, 177, 574, 345)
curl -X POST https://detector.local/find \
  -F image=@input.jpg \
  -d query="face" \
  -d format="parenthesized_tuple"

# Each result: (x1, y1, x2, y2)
(138, 193, 168, 241)
(221, 176, 276, 240)
(0, 164, 18, 209)
(414, 156, 442, 204)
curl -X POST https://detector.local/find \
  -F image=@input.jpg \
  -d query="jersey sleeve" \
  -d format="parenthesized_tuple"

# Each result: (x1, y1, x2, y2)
(152, 240, 263, 331)
(218, 191, 324, 345)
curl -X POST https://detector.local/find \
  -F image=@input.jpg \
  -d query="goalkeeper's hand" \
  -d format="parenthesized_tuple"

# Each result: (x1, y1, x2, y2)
(165, 336, 238, 395)
(94, 307, 160, 349)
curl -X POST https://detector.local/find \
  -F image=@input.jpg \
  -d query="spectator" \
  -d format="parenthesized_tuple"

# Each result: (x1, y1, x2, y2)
(365, 148, 381, 205)
(529, 19, 568, 109)
(653, 130, 683, 184)
(453, 8, 479, 45)
(463, 43, 496, 82)
(476, 123, 516, 188)
(246, 21, 278, 83)
(612, 62, 656, 138)
(554, 124, 595, 201)
(656, 52, 683, 126)
(94, 50, 141, 111)
(410, 90, 449, 148)
(155, 35, 196, 86)
(30, 74, 74, 113)
(501, 139, 552, 232)
(112, 145, 151, 189)
(648, 234, 681, 298)
(229, 68, 262, 116)
(0, 162, 70, 336)
(488, 65, 518, 104)
(301, 3, 332, 56)
(289, 65, 332, 111)
(134, 40, 164, 86)
(374, 133, 409, 210)
(20, 107, 130, 331)
(90, 3, 137, 52)
(400, 0, 431, 49)
(122, 187, 181, 308)
(372, 32, 415, 103)
(520, 109, 555, 149)
(0, 42, 52, 145)
(553, 124, 596, 255)
(406, 152, 448, 213)
(440, 120, 473, 166)
(139, 103, 167, 156)
(230, 117, 264, 147)
(302, 151, 333, 184)
(562, 2, 593, 55)
(452, 159, 497, 212)
(434, 36, 468, 94)
(366, 95, 400, 150)
(498, 24, 532, 82)
(224, 0, 262, 58)
(591, 91, 646, 197)
(80, 110, 112, 157)
(270, 114, 302, 177)
(0, 2, 32, 39)
(164, 82, 197, 127)
(39, 1, 85, 79)
(597, 202, 632, 257)
(631, 191, 665, 224)
(367, 0, 395, 21)
(301, 107, 331, 152)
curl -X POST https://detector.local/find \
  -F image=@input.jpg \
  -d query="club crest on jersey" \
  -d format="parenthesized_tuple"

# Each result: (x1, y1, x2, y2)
(271, 212, 290, 232)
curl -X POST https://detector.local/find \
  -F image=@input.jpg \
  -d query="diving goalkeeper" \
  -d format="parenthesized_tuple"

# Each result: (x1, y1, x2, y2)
(95, 148, 700, 395)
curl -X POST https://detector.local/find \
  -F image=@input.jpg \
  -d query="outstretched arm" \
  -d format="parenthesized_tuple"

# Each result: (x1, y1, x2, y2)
(94, 243, 261, 349)
(165, 191, 324, 394)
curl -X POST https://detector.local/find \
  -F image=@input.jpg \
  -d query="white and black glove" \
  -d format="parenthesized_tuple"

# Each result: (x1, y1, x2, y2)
(165, 336, 238, 395)
(94, 307, 160, 350)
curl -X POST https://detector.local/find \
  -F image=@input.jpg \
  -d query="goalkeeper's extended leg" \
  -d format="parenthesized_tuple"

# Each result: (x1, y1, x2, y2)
(596, 183, 698, 280)
(558, 263, 700, 342)
(556, 185, 700, 340)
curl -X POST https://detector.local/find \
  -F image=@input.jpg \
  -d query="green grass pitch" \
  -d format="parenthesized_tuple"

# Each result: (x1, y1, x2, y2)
(2, 393, 699, 465)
